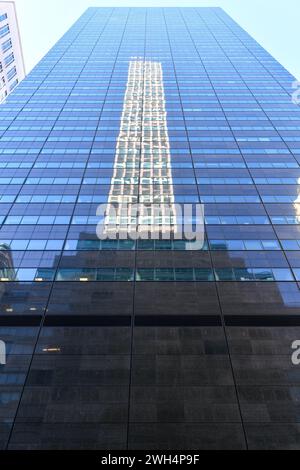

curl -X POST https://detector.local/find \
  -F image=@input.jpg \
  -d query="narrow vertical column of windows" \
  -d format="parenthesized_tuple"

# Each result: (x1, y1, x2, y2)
(104, 60, 177, 238)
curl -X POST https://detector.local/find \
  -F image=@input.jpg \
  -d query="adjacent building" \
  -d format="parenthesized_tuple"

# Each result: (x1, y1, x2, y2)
(1, 7, 300, 450)
(0, 1, 25, 102)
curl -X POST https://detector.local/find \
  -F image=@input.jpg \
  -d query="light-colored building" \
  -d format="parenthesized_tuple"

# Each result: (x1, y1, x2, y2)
(0, 1, 25, 102)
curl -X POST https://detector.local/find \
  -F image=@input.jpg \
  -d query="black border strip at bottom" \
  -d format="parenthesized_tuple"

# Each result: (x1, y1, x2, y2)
(1, 314, 300, 327)
(224, 315, 300, 326)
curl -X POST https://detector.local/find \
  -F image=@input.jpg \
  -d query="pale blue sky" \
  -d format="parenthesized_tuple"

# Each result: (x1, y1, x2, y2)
(12, 0, 300, 79)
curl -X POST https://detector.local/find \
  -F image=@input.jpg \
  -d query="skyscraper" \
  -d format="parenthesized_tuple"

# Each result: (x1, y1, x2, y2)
(0, 1, 25, 102)
(0, 6, 300, 450)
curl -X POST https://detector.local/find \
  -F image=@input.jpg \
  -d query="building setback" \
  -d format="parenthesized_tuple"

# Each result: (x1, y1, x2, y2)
(0, 1, 25, 102)
(0, 7, 300, 450)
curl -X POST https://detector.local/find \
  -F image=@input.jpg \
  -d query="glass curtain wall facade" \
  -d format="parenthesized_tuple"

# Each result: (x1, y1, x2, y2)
(1, 7, 300, 450)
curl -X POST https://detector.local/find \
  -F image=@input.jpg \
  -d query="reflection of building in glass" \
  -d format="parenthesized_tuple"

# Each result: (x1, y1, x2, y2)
(294, 183, 300, 222)
(0, 242, 16, 311)
(104, 60, 177, 237)
(0, 243, 15, 281)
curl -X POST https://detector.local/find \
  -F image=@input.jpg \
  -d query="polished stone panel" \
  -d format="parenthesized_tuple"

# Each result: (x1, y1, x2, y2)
(128, 424, 246, 450)
(8, 423, 127, 450)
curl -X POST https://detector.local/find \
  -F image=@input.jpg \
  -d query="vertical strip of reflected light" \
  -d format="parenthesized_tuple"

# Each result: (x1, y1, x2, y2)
(107, 60, 143, 208)
(105, 60, 176, 235)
